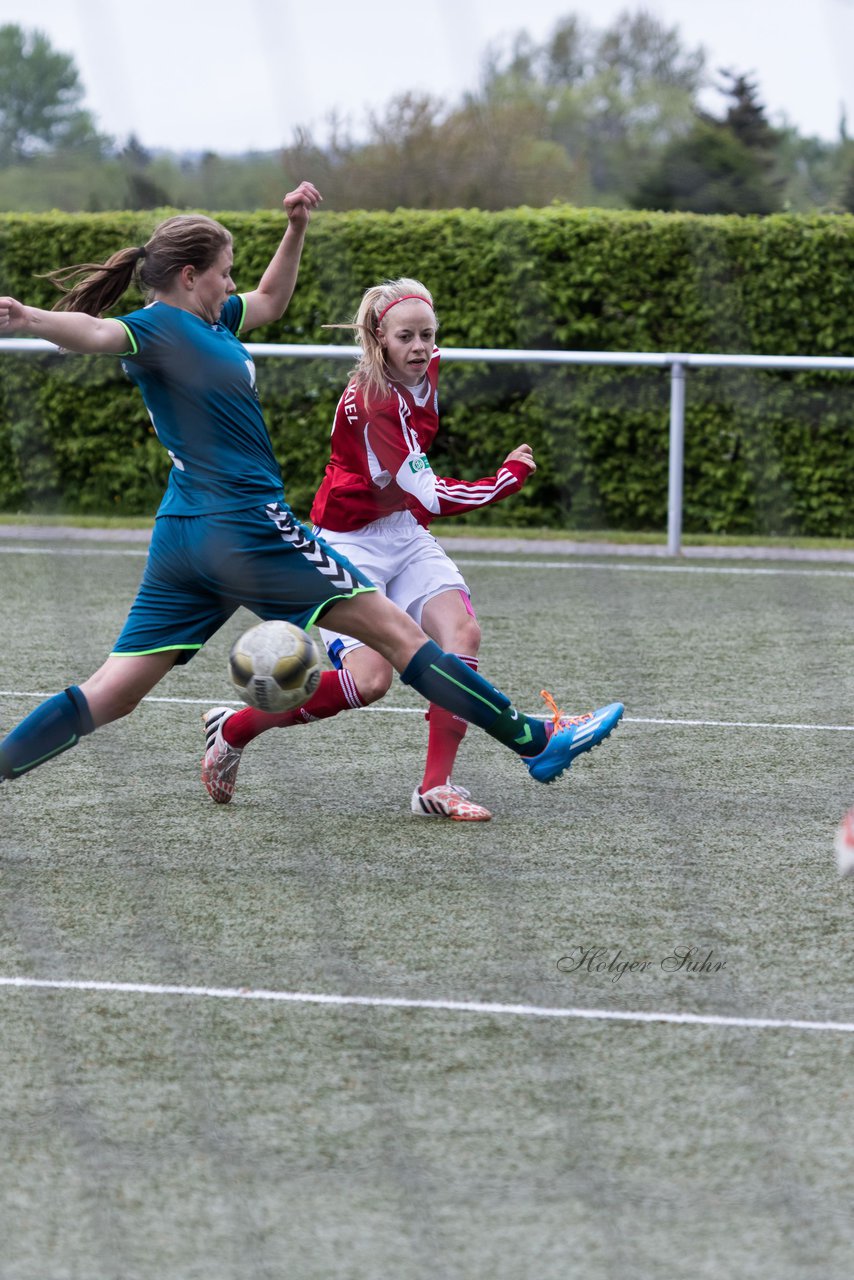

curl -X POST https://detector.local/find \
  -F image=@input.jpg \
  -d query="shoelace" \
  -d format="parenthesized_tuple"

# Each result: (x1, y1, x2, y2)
(539, 689, 593, 734)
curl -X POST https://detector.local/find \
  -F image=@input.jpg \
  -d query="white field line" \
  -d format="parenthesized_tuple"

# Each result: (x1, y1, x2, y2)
(0, 974, 851, 1035)
(457, 558, 854, 579)
(2, 542, 854, 578)
(0, 690, 851, 733)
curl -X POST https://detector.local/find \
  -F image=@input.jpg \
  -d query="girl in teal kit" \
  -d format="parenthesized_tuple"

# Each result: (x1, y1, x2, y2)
(0, 182, 623, 791)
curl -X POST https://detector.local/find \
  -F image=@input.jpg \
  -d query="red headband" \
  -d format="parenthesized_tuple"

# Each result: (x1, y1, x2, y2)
(376, 293, 434, 326)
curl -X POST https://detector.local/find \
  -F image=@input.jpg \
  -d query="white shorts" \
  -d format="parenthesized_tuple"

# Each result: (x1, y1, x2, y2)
(314, 510, 471, 664)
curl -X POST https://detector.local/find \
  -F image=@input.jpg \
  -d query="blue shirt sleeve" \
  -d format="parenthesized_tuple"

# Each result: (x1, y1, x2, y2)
(115, 304, 171, 365)
(220, 294, 247, 336)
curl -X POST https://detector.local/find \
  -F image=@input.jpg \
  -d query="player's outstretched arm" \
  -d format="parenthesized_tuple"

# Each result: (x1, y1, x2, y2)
(394, 440, 537, 520)
(0, 295, 128, 354)
(241, 181, 322, 333)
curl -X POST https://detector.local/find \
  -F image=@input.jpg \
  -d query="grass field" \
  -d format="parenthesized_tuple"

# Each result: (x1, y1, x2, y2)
(1, 530, 852, 1280)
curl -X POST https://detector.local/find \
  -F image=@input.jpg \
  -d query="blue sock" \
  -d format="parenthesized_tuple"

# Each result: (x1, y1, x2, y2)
(0, 686, 95, 780)
(400, 641, 548, 756)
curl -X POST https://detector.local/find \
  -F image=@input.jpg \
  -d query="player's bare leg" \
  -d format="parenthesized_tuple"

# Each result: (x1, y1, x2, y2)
(320, 591, 425, 669)
(80, 651, 179, 726)
(413, 588, 491, 821)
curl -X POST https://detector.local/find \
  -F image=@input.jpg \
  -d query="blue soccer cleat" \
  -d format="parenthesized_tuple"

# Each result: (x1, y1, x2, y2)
(523, 693, 624, 784)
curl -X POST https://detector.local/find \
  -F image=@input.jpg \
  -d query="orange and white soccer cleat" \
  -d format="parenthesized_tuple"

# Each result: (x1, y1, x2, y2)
(411, 782, 492, 821)
(201, 706, 243, 804)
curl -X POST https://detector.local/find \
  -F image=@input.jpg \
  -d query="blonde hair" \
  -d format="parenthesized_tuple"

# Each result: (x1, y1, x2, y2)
(43, 214, 233, 316)
(325, 277, 437, 405)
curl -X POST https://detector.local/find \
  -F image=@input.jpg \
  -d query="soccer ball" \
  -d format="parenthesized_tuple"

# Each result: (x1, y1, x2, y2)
(229, 620, 322, 714)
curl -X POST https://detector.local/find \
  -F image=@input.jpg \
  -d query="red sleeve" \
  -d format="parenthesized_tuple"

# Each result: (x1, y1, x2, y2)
(394, 452, 531, 521)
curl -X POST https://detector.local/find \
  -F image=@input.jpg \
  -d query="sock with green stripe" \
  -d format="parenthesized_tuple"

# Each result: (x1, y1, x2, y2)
(0, 685, 95, 781)
(399, 641, 548, 757)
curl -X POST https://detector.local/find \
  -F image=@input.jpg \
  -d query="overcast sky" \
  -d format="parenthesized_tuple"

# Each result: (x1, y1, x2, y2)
(2, 0, 854, 152)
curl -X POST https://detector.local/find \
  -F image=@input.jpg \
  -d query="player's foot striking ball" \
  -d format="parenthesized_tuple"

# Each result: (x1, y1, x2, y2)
(522, 694, 624, 784)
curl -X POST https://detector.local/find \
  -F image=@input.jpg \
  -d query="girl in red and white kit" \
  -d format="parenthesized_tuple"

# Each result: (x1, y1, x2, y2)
(201, 277, 538, 820)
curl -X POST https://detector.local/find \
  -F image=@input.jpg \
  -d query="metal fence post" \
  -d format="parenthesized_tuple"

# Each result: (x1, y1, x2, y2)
(667, 361, 686, 556)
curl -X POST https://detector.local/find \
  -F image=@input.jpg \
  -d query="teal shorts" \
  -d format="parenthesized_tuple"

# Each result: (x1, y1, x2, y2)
(112, 501, 375, 664)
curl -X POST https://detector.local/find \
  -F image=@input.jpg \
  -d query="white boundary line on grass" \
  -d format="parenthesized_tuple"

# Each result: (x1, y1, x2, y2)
(1, 974, 852, 1034)
(456, 558, 854, 579)
(2, 543, 854, 578)
(0, 690, 851, 733)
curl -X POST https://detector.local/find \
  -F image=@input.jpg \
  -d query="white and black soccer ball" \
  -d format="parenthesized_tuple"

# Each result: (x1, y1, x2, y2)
(229, 620, 322, 714)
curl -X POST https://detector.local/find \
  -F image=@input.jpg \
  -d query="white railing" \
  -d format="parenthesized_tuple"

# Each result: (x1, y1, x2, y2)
(3, 337, 854, 556)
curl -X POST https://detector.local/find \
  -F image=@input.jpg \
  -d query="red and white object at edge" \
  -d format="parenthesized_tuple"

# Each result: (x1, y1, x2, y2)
(834, 807, 854, 877)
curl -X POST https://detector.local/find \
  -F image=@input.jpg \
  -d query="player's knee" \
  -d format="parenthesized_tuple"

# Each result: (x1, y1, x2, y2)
(353, 664, 394, 704)
(87, 687, 144, 722)
(112, 691, 145, 719)
(81, 670, 145, 723)
(454, 614, 482, 656)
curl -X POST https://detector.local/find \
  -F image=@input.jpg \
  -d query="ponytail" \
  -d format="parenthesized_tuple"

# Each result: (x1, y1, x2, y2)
(40, 214, 231, 318)
(43, 247, 145, 317)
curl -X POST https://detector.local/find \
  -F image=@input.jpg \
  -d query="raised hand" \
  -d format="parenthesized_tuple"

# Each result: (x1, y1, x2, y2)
(504, 443, 536, 473)
(283, 181, 323, 232)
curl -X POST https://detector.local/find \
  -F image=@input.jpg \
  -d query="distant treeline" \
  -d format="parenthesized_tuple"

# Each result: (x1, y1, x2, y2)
(1, 13, 854, 214)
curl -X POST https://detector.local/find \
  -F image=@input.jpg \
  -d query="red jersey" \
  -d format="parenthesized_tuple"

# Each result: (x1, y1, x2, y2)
(310, 349, 530, 532)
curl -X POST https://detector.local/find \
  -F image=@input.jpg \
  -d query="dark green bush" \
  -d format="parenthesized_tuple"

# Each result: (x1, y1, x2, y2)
(1, 206, 853, 534)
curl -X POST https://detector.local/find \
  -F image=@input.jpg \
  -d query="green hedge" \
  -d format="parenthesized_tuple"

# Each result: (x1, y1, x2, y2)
(1, 206, 854, 534)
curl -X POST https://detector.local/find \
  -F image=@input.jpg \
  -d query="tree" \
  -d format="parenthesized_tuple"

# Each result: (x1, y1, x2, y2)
(0, 24, 105, 164)
(719, 69, 778, 151)
(280, 93, 580, 211)
(119, 133, 172, 208)
(631, 69, 784, 213)
(774, 126, 842, 211)
(632, 120, 780, 212)
(474, 10, 707, 205)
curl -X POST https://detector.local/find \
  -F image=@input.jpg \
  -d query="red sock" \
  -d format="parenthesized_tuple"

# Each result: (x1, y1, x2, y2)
(419, 655, 476, 792)
(222, 667, 364, 748)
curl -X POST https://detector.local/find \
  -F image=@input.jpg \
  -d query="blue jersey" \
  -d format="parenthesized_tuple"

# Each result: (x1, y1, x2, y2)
(117, 295, 284, 516)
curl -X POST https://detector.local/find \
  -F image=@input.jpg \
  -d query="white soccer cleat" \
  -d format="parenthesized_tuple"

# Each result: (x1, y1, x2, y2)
(411, 782, 492, 822)
(201, 706, 243, 804)
(834, 807, 854, 877)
